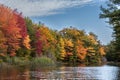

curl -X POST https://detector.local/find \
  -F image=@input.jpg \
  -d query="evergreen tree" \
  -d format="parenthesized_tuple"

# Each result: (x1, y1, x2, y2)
(100, 0, 120, 61)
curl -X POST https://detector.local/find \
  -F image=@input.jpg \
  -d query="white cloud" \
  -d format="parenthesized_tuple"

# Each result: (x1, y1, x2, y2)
(117, 6, 120, 9)
(0, 0, 103, 17)
(0, 0, 93, 16)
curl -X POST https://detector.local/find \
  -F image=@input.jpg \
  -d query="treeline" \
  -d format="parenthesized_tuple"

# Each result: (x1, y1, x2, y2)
(0, 4, 105, 64)
(100, 0, 120, 62)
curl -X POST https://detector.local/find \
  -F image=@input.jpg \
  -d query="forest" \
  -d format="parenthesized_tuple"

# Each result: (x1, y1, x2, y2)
(0, 0, 120, 66)
(100, 0, 120, 62)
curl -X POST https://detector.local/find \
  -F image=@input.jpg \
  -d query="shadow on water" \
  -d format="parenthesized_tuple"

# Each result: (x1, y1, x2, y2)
(0, 63, 30, 80)
(0, 63, 120, 80)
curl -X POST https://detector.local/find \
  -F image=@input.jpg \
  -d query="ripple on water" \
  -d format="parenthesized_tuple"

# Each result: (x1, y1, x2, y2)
(0, 64, 120, 80)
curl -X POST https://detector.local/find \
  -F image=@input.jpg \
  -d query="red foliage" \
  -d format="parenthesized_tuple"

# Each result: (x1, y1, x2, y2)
(0, 4, 31, 57)
(13, 11, 27, 38)
(35, 40, 42, 56)
(35, 30, 42, 56)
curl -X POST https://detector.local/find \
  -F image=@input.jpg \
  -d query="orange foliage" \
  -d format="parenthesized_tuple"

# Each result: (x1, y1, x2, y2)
(64, 39, 74, 56)
(23, 35, 31, 49)
(0, 5, 22, 56)
(76, 40, 87, 60)
(76, 45, 87, 60)
(99, 47, 105, 56)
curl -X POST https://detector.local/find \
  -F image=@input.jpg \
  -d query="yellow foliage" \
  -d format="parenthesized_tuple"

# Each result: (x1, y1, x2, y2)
(99, 47, 105, 56)
(23, 35, 31, 49)
(87, 47, 96, 53)
(88, 34, 98, 45)
(39, 26, 54, 41)
(59, 38, 66, 58)
(37, 26, 56, 52)
(64, 39, 73, 47)
(76, 40, 84, 45)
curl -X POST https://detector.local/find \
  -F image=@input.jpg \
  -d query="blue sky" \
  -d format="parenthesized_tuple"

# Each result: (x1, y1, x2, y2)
(0, 0, 112, 45)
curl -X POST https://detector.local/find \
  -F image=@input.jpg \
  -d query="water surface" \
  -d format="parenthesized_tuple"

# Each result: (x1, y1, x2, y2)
(0, 64, 120, 80)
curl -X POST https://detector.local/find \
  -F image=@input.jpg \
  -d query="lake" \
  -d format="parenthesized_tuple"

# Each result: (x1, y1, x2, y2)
(0, 64, 120, 80)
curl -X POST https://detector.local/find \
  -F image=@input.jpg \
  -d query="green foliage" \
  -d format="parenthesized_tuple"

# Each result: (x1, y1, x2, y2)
(31, 56, 55, 67)
(16, 48, 31, 58)
(105, 41, 116, 61)
(5, 57, 30, 66)
(100, 0, 120, 61)
(110, 0, 120, 4)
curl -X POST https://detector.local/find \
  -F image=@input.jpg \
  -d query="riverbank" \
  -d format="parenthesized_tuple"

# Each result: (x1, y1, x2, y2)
(107, 62, 120, 67)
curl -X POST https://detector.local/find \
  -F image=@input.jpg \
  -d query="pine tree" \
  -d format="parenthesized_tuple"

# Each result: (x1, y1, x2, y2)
(100, 0, 120, 61)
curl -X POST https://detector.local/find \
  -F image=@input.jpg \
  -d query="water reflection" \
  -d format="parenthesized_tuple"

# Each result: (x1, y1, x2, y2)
(0, 64, 30, 80)
(31, 65, 120, 80)
(0, 64, 120, 80)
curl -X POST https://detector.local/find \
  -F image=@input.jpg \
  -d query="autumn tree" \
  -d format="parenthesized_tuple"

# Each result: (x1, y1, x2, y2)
(76, 40, 87, 61)
(13, 11, 31, 57)
(25, 17, 36, 57)
(32, 24, 56, 59)
(64, 38, 74, 56)
(59, 27, 88, 62)
(14, 12, 31, 49)
(34, 28, 42, 56)
(59, 37, 66, 60)
(0, 5, 22, 56)
(0, 4, 31, 57)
